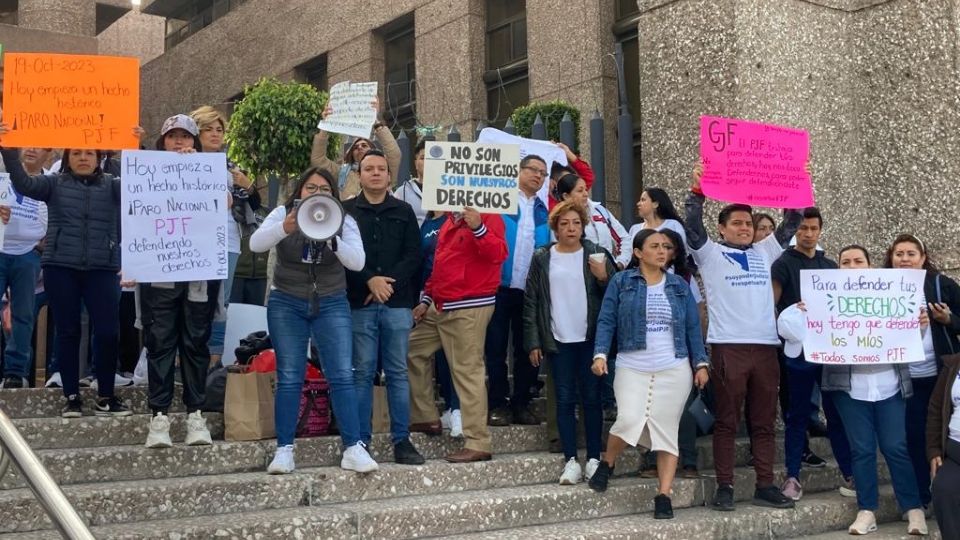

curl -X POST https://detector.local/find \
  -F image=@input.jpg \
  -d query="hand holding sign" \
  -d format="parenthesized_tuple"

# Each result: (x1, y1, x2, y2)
(422, 142, 521, 215)
(317, 81, 379, 139)
(699, 116, 813, 208)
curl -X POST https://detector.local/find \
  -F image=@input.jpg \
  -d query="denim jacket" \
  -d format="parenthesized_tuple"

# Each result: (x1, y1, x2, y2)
(594, 270, 709, 366)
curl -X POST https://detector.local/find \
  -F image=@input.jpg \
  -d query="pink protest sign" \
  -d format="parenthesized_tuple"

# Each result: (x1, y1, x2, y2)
(699, 116, 813, 208)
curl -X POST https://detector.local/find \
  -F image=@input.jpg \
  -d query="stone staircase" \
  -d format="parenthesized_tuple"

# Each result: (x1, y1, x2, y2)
(0, 386, 940, 539)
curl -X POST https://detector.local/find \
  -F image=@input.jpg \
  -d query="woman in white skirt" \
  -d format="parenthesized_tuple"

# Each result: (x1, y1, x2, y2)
(587, 229, 710, 519)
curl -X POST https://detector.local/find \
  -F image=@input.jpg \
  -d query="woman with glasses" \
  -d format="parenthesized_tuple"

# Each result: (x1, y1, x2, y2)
(251, 167, 376, 474)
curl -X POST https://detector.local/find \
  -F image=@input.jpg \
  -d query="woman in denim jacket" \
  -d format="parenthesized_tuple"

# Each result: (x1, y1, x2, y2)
(587, 229, 710, 520)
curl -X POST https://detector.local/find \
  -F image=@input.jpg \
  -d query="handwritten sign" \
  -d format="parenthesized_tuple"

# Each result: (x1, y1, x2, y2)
(699, 116, 812, 208)
(1, 53, 140, 150)
(422, 141, 520, 215)
(120, 150, 228, 282)
(0, 174, 11, 248)
(800, 269, 926, 364)
(477, 127, 567, 206)
(317, 81, 378, 139)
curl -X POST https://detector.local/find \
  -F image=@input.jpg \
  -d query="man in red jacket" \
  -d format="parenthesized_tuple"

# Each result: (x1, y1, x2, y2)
(407, 206, 508, 462)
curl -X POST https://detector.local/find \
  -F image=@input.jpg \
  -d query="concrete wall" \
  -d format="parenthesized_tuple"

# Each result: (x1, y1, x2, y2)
(97, 10, 166, 65)
(636, 0, 960, 268)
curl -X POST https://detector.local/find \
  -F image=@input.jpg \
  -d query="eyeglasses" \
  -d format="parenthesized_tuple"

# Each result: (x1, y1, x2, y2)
(303, 184, 333, 194)
(522, 166, 547, 177)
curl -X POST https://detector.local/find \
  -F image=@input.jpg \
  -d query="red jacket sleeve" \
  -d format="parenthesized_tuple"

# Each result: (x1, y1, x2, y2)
(570, 158, 595, 191)
(470, 214, 508, 264)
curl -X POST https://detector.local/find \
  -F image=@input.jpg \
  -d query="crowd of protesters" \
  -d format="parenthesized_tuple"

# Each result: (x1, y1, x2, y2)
(0, 100, 958, 537)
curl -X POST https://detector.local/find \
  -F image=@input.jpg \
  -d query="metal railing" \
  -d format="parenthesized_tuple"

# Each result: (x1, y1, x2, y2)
(0, 408, 94, 539)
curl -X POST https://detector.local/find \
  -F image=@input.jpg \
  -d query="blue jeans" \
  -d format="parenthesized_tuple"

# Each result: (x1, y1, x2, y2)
(267, 289, 360, 448)
(550, 340, 602, 461)
(351, 303, 413, 445)
(783, 355, 852, 479)
(208, 252, 240, 356)
(906, 375, 937, 506)
(436, 349, 460, 410)
(0, 251, 40, 379)
(832, 390, 921, 512)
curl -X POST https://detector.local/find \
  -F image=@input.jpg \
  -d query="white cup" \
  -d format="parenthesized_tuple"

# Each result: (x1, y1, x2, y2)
(589, 253, 605, 264)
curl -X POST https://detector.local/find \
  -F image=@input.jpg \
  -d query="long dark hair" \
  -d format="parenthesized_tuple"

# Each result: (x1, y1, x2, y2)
(661, 228, 690, 279)
(627, 228, 667, 271)
(552, 173, 582, 202)
(882, 233, 938, 273)
(283, 167, 339, 210)
(641, 187, 683, 224)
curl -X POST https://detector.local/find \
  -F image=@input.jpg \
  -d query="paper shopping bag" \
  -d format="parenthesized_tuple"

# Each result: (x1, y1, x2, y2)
(224, 367, 276, 441)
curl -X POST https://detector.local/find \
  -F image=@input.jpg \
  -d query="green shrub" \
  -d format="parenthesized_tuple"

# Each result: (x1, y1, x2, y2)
(509, 100, 581, 151)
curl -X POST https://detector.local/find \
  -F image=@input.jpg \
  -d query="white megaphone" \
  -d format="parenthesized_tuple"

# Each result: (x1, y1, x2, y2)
(295, 193, 345, 241)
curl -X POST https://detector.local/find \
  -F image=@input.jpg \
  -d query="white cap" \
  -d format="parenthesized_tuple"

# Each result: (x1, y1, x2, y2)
(777, 303, 807, 358)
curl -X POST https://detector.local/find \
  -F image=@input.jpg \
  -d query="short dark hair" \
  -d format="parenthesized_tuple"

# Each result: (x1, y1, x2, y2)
(838, 244, 871, 265)
(718, 203, 753, 225)
(414, 139, 426, 156)
(550, 162, 573, 180)
(284, 167, 339, 209)
(359, 148, 387, 170)
(520, 154, 546, 169)
(801, 207, 823, 227)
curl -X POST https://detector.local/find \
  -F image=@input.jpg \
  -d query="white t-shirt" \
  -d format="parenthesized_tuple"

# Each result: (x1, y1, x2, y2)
(912, 316, 940, 379)
(583, 201, 628, 258)
(848, 364, 901, 402)
(509, 193, 537, 290)
(549, 246, 588, 343)
(618, 219, 688, 268)
(3, 182, 47, 256)
(692, 233, 782, 345)
(617, 279, 687, 372)
(949, 371, 960, 443)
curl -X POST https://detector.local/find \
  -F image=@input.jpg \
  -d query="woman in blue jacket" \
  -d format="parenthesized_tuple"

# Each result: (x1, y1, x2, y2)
(587, 229, 710, 520)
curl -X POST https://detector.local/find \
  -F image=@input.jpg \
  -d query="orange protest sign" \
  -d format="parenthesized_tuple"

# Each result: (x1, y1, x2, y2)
(1, 53, 140, 150)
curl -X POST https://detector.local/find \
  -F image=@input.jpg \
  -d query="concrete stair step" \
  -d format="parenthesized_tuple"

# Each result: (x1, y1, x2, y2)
(1, 461, 860, 538)
(0, 386, 184, 419)
(446, 488, 907, 540)
(11, 412, 223, 450)
(803, 517, 941, 539)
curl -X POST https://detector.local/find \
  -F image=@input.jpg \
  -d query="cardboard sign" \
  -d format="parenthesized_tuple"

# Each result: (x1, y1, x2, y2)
(699, 116, 813, 208)
(120, 150, 228, 282)
(1, 53, 140, 150)
(799, 269, 926, 364)
(316, 81, 378, 139)
(476, 127, 568, 206)
(422, 141, 521, 215)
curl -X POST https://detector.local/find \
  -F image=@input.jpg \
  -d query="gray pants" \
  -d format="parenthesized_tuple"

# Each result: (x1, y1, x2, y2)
(932, 438, 960, 539)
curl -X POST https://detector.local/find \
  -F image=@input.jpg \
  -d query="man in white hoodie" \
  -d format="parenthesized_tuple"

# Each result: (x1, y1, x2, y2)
(0, 148, 49, 388)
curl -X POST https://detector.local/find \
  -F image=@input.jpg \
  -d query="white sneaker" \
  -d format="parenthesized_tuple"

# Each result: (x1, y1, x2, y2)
(584, 458, 601, 481)
(906, 508, 928, 536)
(449, 409, 463, 438)
(184, 410, 212, 446)
(90, 373, 134, 391)
(441, 409, 452, 430)
(267, 445, 295, 474)
(145, 412, 173, 448)
(559, 457, 582, 485)
(341, 442, 379, 473)
(45, 372, 62, 388)
(848, 510, 877, 535)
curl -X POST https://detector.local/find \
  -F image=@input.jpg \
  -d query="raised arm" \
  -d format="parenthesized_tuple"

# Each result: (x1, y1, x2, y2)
(374, 124, 401, 187)
(0, 148, 56, 202)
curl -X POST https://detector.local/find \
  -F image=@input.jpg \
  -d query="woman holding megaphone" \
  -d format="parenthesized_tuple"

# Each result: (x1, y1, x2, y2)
(250, 167, 377, 475)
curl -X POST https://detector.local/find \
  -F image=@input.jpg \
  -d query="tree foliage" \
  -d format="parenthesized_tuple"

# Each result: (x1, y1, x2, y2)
(226, 78, 340, 182)
(510, 100, 581, 151)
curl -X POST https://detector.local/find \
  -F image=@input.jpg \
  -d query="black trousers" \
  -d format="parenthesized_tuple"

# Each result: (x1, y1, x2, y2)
(118, 291, 140, 374)
(484, 287, 539, 410)
(933, 438, 960, 540)
(140, 283, 216, 413)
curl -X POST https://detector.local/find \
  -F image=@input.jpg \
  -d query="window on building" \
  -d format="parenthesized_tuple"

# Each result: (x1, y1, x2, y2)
(162, 0, 248, 50)
(484, 0, 528, 129)
(296, 54, 328, 93)
(382, 16, 416, 133)
(613, 4, 643, 185)
(0, 0, 17, 26)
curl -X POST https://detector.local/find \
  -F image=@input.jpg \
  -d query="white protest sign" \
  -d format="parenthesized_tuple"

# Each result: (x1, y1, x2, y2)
(120, 150, 228, 282)
(0, 173, 10, 248)
(422, 141, 521, 215)
(317, 81, 379, 139)
(799, 269, 926, 364)
(476, 127, 568, 206)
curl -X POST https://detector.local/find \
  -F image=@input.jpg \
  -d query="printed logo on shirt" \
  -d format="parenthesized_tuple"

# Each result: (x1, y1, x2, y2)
(722, 251, 750, 272)
(301, 243, 323, 263)
(8, 186, 41, 223)
(720, 250, 770, 288)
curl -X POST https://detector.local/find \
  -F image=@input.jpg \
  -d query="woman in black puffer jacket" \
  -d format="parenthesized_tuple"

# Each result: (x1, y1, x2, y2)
(0, 131, 135, 418)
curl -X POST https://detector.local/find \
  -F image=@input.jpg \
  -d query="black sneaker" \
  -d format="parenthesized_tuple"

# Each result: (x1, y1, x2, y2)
(802, 450, 827, 468)
(654, 494, 674, 519)
(487, 407, 512, 426)
(0, 376, 28, 389)
(394, 438, 425, 465)
(712, 484, 735, 512)
(61, 395, 83, 418)
(95, 396, 133, 417)
(588, 461, 614, 492)
(753, 485, 796, 509)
